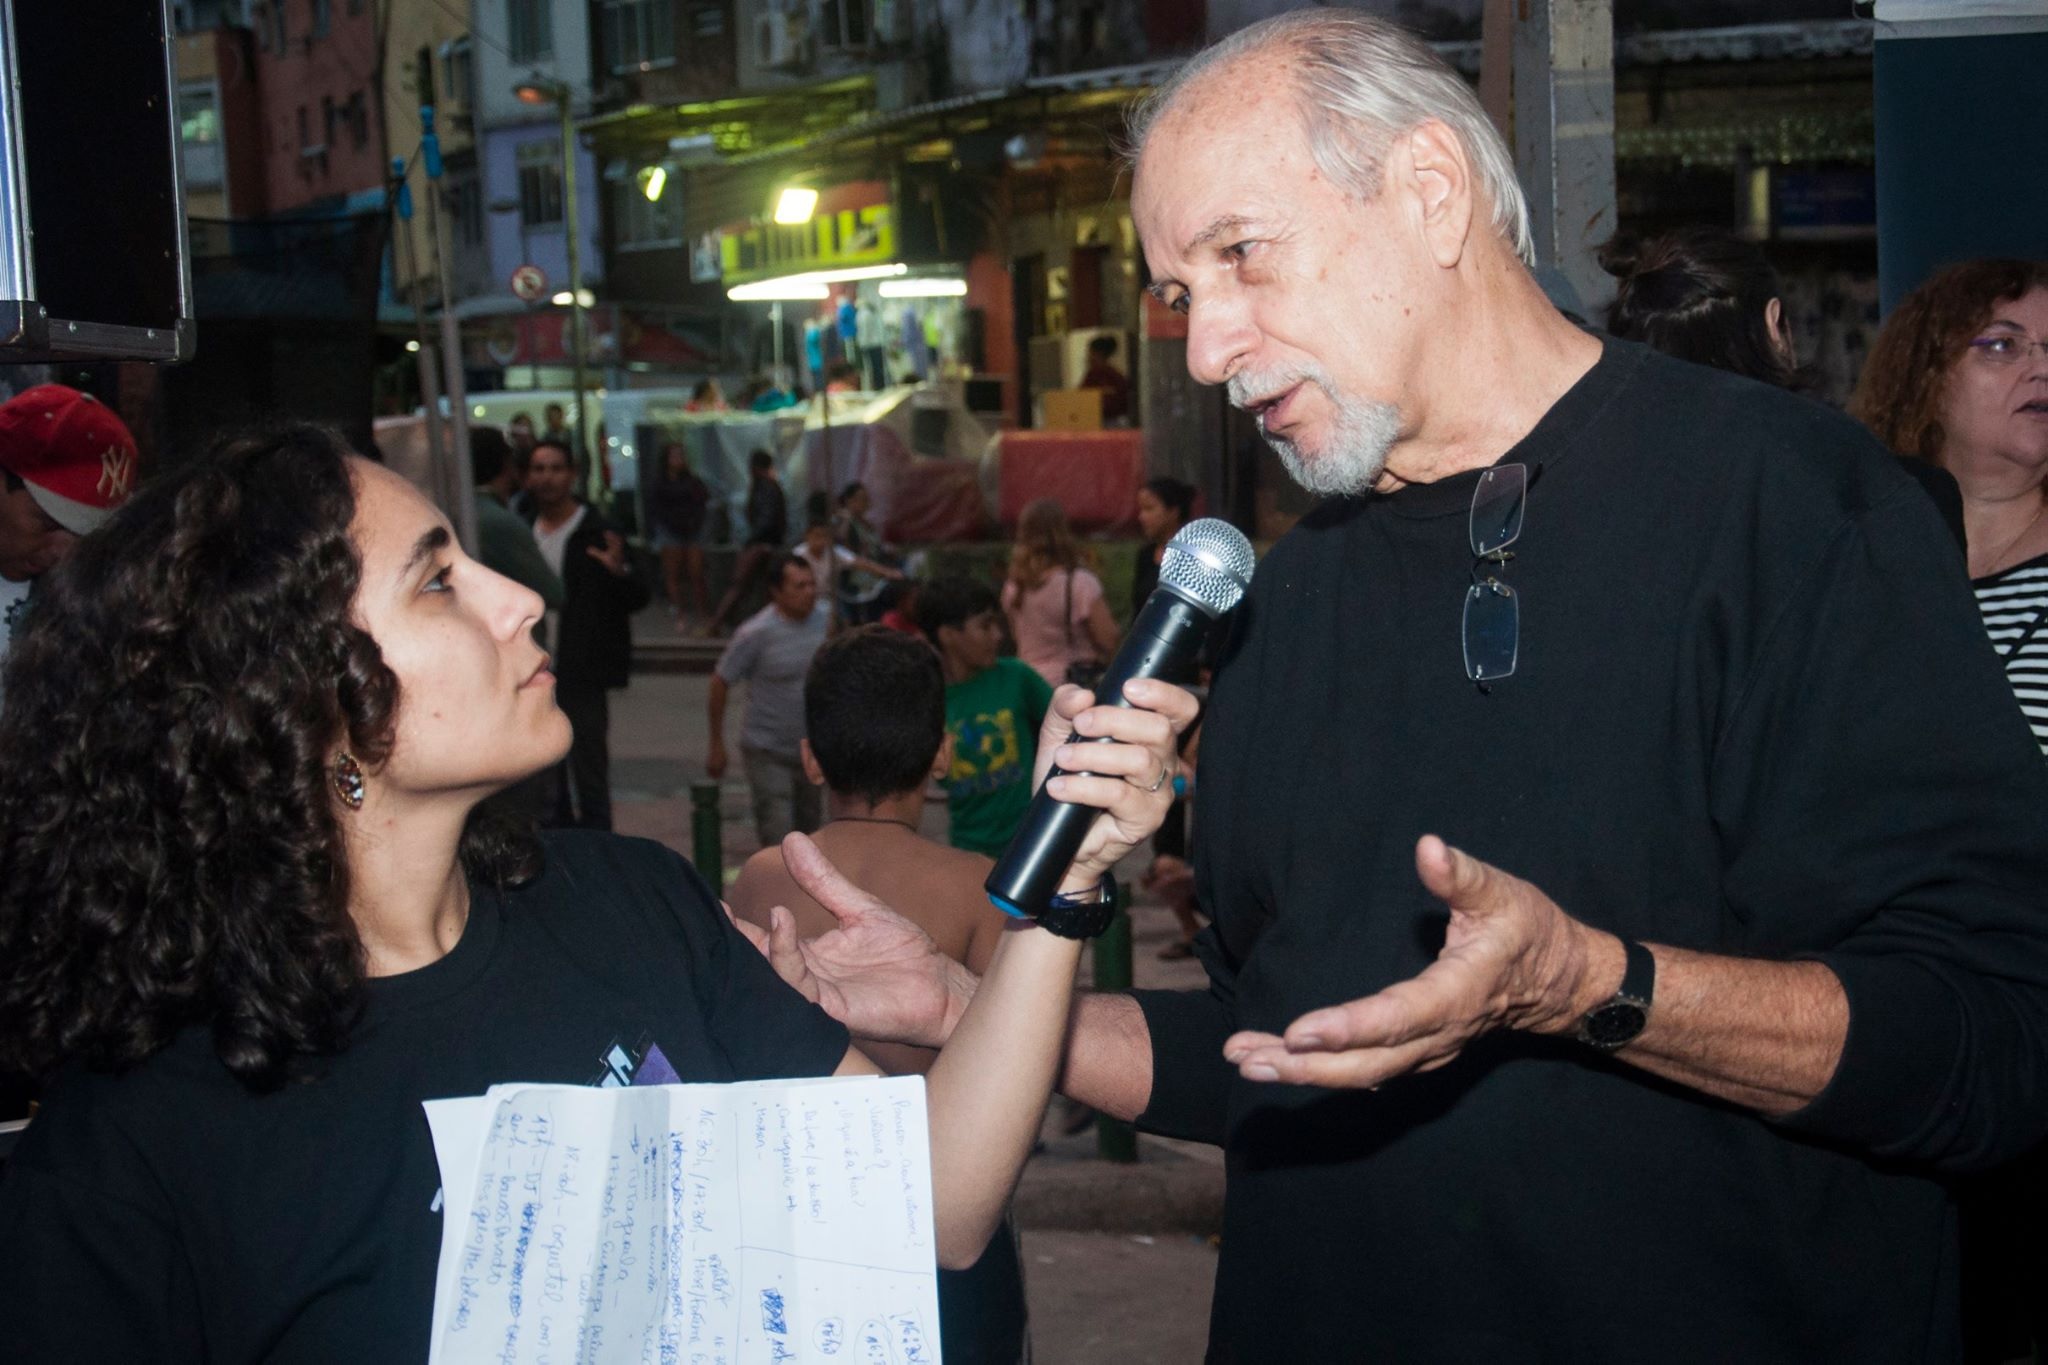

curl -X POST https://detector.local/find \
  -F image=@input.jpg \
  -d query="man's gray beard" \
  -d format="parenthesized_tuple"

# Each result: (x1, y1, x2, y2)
(1230, 369, 1401, 497)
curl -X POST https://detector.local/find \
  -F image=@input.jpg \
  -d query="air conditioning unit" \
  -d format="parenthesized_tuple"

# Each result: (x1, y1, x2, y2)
(754, 10, 807, 69)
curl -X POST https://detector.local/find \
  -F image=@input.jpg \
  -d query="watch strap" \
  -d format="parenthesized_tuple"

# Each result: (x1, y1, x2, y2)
(1617, 937, 1656, 1005)
(1034, 872, 1118, 940)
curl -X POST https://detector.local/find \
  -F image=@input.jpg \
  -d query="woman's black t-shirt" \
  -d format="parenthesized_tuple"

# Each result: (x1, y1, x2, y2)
(0, 831, 849, 1363)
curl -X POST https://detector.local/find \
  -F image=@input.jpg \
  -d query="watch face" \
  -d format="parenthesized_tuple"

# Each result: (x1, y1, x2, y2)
(1581, 1000, 1648, 1049)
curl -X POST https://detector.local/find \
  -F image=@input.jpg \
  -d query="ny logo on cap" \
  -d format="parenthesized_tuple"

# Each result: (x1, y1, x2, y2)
(99, 446, 134, 500)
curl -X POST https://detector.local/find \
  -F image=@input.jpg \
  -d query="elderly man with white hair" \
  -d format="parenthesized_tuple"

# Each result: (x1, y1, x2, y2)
(767, 12, 2048, 1360)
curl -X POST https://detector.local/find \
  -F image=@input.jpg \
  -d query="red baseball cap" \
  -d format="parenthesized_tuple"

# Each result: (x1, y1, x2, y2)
(0, 384, 138, 535)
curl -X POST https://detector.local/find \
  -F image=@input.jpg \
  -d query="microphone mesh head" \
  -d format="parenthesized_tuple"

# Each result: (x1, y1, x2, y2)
(1159, 518, 1256, 617)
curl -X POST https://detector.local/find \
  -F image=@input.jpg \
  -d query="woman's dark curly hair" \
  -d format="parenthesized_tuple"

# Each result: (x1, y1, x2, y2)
(1849, 259, 2048, 464)
(1599, 228, 1800, 390)
(0, 425, 538, 1091)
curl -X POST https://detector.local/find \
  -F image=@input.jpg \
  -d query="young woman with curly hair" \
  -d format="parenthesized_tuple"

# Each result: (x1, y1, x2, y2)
(0, 426, 1193, 1361)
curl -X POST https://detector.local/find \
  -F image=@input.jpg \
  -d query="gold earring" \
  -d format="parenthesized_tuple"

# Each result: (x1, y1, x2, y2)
(332, 751, 365, 811)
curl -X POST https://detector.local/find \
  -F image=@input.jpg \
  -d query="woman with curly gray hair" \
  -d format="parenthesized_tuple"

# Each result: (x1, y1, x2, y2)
(0, 426, 1193, 1361)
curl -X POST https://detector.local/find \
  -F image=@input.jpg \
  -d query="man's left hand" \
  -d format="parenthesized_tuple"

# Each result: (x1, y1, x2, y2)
(1223, 835, 1608, 1089)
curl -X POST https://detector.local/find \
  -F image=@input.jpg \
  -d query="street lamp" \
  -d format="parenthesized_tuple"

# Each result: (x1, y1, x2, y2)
(513, 73, 596, 500)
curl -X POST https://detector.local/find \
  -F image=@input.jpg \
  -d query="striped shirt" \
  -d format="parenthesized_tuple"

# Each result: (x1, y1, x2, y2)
(1975, 553, 2048, 753)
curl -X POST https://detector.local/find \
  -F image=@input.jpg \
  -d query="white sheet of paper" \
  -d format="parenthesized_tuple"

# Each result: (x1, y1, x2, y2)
(424, 1075, 941, 1365)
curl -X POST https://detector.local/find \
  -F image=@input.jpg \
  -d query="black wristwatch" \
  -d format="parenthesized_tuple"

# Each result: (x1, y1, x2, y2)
(1575, 938, 1655, 1052)
(1034, 872, 1118, 940)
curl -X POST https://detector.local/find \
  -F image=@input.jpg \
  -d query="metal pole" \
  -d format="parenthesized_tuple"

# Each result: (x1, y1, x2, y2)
(1513, 0, 1617, 313)
(422, 103, 477, 556)
(558, 86, 596, 504)
(392, 158, 448, 477)
(690, 780, 724, 888)
(1092, 881, 1139, 1163)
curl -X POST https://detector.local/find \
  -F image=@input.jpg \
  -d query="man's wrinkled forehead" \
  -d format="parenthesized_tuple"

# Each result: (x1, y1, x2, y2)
(1134, 67, 1299, 249)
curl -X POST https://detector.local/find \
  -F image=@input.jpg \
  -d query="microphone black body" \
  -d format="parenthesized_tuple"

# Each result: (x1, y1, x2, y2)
(983, 587, 1216, 919)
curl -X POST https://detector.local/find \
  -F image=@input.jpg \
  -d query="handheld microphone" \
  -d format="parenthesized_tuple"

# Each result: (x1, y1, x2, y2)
(985, 518, 1256, 918)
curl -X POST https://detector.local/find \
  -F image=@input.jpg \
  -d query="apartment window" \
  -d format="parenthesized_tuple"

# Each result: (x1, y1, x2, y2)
(449, 166, 486, 248)
(440, 37, 475, 111)
(612, 170, 680, 249)
(178, 80, 223, 189)
(179, 81, 220, 147)
(309, 0, 329, 39)
(516, 140, 563, 228)
(272, 0, 289, 54)
(344, 91, 368, 150)
(689, 4, 723, 38)
(507, 0, 553, 63)
(818, 0, 869, 50)
(601, 0, 676, 73)
(321, 95, 336, 148)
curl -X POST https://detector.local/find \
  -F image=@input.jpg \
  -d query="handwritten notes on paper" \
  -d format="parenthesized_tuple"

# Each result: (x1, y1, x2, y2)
(424, 1076, 942, 1365)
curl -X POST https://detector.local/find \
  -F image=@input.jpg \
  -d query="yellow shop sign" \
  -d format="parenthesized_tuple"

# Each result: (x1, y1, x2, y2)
(721, 203, 896, 284)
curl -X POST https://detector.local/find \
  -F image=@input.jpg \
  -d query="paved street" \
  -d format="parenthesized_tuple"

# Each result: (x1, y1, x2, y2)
(1021, 1231, 1220, 1364)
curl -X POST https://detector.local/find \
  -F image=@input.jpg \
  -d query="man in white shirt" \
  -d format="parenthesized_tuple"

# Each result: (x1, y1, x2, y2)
(524, 439, 649, 829)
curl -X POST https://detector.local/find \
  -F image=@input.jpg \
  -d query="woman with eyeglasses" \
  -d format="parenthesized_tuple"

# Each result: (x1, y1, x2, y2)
(0, 426, 1192, 1362)
(1850, 259, 2048, 1365)
(1852, 260, 2048, 748)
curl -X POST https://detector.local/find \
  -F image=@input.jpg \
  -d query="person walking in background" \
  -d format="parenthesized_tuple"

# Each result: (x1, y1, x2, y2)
(467, 425, 561, 823)
(1001, 498, 1119, 689)
(468, 426, 561, 609)
(684, 378, 728, 413)
(525, 439, 648, 830)
(916, 575, 1054, 858)
(727, 626, 1029, 1363)
(507, 411, 536, 455)
(1079, 334, 1132, 424)
(797, 512, 900, 626)
(1129, 477, 1196, 619)
(706, 448, 788, 636)
(833, 481, 897, 624)
(707, 554, 831, 848)
(648, 441, 710, 632)
(540, 401, 573, 452)
(1851, 259, 2048, 1364)
(1601, 226, 1965, 550)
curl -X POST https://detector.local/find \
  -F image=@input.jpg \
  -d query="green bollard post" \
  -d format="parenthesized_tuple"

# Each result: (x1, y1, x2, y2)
(1093, 881, 1139, 1163)
(690, 780, 724, 889)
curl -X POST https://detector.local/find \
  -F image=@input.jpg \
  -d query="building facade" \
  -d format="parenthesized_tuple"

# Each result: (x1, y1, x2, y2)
(247, 0, 388, 216)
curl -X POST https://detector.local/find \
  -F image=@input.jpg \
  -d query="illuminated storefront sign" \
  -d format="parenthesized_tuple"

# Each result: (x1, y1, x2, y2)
(721, 197, 895, 284)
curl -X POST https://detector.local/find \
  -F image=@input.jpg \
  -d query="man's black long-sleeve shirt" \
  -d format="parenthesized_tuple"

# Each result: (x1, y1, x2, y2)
(1136, 339, 2048, 1362)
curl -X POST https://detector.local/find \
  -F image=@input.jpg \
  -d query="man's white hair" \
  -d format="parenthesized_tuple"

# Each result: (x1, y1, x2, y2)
(1128, 10, 1535, 267)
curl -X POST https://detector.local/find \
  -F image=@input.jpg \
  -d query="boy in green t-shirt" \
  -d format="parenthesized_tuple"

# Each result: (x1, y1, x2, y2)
(915, 576, 1055, 857)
